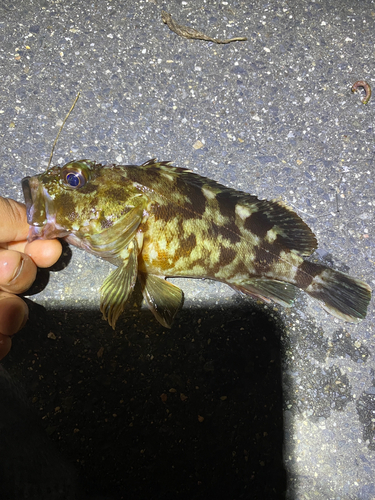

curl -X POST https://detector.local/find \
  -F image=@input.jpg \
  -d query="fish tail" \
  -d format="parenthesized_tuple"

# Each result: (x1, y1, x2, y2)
(296, 261, 372, 322)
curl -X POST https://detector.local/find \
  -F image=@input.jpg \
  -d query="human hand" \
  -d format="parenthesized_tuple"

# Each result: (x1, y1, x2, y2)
(0, 197, 62, 360)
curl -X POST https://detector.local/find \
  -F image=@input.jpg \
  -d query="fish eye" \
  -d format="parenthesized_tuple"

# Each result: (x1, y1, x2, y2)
(61, 160, 93, 189)
(61, 167, 87, 189)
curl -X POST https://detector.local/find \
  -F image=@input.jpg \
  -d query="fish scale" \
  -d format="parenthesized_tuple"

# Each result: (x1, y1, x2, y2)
(22, 159, 372, 328)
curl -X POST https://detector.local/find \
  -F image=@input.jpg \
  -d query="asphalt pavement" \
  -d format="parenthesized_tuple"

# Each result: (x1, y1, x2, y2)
(0, 0, 374, 498)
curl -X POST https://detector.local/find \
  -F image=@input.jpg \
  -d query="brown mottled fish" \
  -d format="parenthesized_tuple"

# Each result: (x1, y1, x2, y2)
(22, 159, 371, 328)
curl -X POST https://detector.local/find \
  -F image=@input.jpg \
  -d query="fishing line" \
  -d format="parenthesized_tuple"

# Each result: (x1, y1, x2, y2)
(47, 91, 81, 169)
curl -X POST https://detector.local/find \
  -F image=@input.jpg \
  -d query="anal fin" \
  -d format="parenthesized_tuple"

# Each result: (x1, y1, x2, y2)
(139, 274, 184, 328)
(233, 278, 297, 307)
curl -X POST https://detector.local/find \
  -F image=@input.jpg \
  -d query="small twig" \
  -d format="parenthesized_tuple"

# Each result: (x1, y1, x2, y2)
(351, 80, 371, 105)
(161, 11, 247, 44)
(48, 91, 81, 169)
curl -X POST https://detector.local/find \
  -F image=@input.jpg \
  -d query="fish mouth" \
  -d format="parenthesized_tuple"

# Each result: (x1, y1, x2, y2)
(22, 175, 69, 242)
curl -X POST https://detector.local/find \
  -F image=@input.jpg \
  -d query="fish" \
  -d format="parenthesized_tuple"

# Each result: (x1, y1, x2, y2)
(22, 159, 372, 329)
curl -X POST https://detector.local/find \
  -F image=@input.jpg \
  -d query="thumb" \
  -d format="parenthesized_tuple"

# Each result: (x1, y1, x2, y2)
(0, 198, 29, 243)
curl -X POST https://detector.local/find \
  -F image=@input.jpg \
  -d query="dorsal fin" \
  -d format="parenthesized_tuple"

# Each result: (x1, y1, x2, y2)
(131, 160, 317, 256)
(237, 197, 318, 256)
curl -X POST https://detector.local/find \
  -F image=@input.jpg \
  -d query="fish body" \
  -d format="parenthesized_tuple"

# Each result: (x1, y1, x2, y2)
(22, 159, 371, 328)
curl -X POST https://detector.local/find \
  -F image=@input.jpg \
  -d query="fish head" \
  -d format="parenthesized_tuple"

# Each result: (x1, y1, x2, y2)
(22, 160, 147, 252)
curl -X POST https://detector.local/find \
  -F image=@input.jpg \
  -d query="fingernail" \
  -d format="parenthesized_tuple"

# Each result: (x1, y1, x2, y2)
(8, 256, 24, 285)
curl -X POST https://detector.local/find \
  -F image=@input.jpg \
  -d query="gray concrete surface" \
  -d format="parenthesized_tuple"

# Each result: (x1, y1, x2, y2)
(0, 0, 374, 498)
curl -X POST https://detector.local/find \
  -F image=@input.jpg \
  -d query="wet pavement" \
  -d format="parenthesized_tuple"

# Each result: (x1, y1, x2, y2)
(0, 0, 374, 498)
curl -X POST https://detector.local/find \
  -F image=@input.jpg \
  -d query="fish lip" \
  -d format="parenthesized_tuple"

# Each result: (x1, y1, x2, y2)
(22, 175, 48, 242)
(21, 175, 68, 242)
(22, 175, 46, 242)
(22, 175, 48, 228)
(21, 176, 34, 225)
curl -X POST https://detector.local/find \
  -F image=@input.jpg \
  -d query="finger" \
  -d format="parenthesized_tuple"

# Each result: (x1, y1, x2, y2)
(0, 334, 12, 360)
(0, 250, 37, 294)
(0, 293, 28, 336)
(2, 240, 28, 253)
(0, 198, 29, 243)
(6, 239, 63, 269)
(0, 294, 29, 360)
(25, 239, 63, 268)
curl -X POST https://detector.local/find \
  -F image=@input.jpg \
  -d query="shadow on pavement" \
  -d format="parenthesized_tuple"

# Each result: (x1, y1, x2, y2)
(2, 299, 286, 499)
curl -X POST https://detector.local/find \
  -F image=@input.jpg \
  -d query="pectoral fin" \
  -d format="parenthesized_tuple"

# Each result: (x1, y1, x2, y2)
(139, 274, 184, 328)
(232, 278, 297, 307)
(100, 239, 138, 329)
(86, 205, 144, 260)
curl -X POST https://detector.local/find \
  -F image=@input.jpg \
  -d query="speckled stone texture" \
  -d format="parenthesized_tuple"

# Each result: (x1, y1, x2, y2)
(0, 0, 374, 499)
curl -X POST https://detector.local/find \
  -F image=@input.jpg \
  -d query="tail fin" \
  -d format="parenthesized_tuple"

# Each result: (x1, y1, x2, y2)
(301, 263, 372, 322)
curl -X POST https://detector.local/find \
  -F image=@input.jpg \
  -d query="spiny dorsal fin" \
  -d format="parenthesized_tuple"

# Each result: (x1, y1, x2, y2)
(139, 159, 193, 174)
